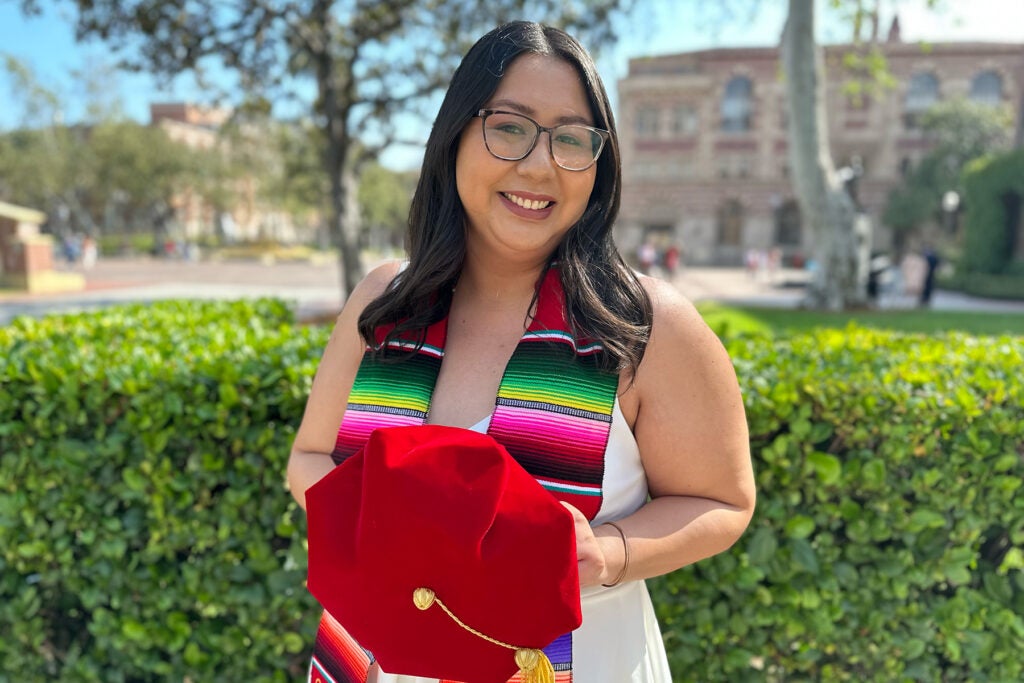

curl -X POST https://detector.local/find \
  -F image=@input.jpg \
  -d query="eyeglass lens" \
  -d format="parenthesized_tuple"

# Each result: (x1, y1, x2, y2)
(481, 111, 605, 171)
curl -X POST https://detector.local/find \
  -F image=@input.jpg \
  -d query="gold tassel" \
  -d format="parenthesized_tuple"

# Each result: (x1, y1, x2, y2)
(515, 648, 555, 683)
(413, 587, 554, 682)
(413, 587, 436, 611)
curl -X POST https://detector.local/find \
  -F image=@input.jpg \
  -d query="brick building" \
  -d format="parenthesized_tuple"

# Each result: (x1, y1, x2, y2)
(616, 22, 1024, 265)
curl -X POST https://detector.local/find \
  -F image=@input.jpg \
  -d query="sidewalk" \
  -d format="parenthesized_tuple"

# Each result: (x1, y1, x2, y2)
(2, 257, 1023, 326)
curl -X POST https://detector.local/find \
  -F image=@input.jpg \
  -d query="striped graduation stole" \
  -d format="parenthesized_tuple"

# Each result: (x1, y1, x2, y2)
(309, 267, 619, 683)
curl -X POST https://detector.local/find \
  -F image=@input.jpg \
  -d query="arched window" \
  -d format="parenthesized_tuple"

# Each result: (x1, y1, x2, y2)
(716, 199, 744, 246)
(720, 77, 753, 132)
(904, 72, 939, 128)
(970, 70, 1003, 106)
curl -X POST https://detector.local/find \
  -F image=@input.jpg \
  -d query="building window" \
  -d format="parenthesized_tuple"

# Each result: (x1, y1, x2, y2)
(736, 157, 751, 179)
(970, 70, 1003, 106)
(635, 106, 660, 138)
(904, 72, 939, 129)
(672, 105, 698, 136)
(774, 200, 802, 246)
(721, 76, 753, 132)
(716, 199, 744, 246)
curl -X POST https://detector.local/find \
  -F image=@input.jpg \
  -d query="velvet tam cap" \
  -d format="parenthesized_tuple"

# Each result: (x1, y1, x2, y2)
(305, 424, 582, 683)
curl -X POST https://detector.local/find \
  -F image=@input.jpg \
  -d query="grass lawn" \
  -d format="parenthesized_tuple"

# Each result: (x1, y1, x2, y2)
(697, 302, 1024, 337)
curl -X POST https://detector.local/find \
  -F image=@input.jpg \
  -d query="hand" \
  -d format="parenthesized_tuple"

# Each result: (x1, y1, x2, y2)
(561, 502, 618, 588)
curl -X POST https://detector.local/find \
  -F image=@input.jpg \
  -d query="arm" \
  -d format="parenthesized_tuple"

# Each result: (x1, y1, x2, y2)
(573, 277, 756, 587)
(286, 262, 402, 510)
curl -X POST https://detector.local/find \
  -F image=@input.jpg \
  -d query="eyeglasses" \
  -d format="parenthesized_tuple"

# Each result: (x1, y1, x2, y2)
(476, 109, 609, 172)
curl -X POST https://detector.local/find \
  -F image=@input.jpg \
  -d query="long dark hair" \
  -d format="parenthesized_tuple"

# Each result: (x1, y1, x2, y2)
(359, 21, 652, 374)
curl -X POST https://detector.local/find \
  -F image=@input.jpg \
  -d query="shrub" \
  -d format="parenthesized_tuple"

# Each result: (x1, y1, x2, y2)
(960, 150, 1024, 274)
(938, 271, 1024, 300)
(2, 305, 1022, 681)
(652, 326, 1024, 682)
(0, 299, 323, 682)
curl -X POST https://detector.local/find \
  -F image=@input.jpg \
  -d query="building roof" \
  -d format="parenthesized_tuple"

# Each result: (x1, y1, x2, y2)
(0, 200, 46, 224)
(627, 39, 1024, 77)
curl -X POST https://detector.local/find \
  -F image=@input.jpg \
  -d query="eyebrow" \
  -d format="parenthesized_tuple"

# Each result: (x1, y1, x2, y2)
(487, 99, 594, 126)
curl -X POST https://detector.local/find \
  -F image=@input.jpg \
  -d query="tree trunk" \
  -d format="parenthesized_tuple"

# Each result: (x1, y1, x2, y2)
(314, 0, 363, 300)
(781, 0, 867, 310)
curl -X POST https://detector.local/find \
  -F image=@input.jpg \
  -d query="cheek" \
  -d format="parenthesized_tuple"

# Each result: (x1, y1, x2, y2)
(567, 172, 598, 218)
(454, 137, 475, 209)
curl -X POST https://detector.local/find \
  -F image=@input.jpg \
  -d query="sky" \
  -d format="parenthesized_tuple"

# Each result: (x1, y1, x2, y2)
(1, 0, 1023, 170)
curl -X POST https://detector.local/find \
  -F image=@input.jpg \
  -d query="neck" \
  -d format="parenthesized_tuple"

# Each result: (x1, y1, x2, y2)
(456, 254, 551, 308)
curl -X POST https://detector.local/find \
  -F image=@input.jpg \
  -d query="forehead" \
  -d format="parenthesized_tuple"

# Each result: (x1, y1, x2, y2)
(489, 53, 594, 124)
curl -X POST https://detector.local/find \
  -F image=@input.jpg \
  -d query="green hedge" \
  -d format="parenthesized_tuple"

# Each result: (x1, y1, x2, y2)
(960, 150, 1024, 274)
(2, 304, 1023, 681)
(937, 271, 1024, 300)
(0, 300, 322, 682)
(653, 326, 1024, 682)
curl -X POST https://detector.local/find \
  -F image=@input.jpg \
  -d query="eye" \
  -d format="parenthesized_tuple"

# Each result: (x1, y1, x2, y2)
(554, 129, 586, 147)
(493, 122, 527, 136)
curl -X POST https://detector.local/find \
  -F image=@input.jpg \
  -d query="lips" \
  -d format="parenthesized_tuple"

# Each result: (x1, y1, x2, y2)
(499, 191, 557, 219)
(502, 192, 554, 210)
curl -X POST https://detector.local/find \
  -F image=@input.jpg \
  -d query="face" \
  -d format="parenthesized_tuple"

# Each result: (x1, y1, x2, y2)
(455, 53, 599, 265)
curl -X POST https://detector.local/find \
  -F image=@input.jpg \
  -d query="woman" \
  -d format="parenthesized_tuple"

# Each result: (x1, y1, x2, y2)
(288, 21, 755, 683)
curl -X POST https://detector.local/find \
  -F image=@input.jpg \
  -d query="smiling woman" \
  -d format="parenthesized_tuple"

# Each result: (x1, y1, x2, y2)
(287, 21, 755, 683)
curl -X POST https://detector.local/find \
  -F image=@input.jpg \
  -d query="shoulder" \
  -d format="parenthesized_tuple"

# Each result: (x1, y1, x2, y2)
(632, 274, 737, 408)
(338, 259, 404, 320)
(638, 275, 708, 348)
(628, 277, 750, 501)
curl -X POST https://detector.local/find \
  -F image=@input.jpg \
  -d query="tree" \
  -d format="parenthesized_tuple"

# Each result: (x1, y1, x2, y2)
(15, 1, 633, 297)
(781, 0, 866, 309)
(358, 162, 418, 253)
(1, 54, 229, 239)
(884, 98, 1014, 245)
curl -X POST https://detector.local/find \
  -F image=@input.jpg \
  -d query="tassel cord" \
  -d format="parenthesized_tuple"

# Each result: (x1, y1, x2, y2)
(413, 587, 555, 683)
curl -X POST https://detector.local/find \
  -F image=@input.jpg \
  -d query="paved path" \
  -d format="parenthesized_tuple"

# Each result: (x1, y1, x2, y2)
(2, 257, 1023, 326)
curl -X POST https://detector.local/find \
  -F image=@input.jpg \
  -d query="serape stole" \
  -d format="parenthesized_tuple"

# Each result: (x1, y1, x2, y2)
(308, 267, 619, 683)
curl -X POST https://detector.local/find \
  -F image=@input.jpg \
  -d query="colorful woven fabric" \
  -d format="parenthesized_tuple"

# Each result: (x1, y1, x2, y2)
(311, 267, 619, 683)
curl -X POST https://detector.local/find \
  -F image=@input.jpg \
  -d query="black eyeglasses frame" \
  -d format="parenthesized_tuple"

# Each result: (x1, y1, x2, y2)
(475, 109, 610, 172)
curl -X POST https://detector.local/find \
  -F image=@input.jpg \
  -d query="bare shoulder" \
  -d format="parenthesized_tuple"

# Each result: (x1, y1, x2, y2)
(637, 275, 718, 356)
(630, 275, 749, 499)
(342, 259, 404, 318)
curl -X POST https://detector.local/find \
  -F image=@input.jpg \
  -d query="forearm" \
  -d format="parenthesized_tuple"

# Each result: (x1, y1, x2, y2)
(594, 495, 753, 585)
(286, 450, 337, 511)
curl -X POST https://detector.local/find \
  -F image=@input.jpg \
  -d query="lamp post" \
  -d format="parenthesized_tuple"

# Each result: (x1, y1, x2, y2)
(941, 190, 960, 234)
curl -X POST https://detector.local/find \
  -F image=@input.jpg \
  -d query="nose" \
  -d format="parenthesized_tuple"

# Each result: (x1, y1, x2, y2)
(516, 131, 557, 176)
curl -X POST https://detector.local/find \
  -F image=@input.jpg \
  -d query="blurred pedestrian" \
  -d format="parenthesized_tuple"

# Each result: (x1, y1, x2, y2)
(920, 247, 940, 307)
(81, 235, 98, 269)
(664, 244, 680, 277)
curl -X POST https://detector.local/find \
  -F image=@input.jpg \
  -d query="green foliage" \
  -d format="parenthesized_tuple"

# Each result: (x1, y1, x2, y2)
(0, 299, 323, 681)
(358, 163, 418, 249)
(883, 98, 1014, 239)
(960, 150, 1024, 274)
(5, 303, 1023, 681)
(0, 120, 227, 236)
(652, 326, 1024, 681)
(939, 271, 1024, 301)
(698, 304, 1024, 337)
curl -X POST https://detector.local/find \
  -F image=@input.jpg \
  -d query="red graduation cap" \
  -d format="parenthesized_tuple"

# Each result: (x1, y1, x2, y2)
(306, 424, 582, 683)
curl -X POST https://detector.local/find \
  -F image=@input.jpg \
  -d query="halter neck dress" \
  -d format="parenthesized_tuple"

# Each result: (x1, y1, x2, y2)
(307, 268, 672, 683)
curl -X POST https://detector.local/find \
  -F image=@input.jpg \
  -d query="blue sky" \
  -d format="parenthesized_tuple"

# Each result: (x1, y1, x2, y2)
(2, 0, 1022, 169)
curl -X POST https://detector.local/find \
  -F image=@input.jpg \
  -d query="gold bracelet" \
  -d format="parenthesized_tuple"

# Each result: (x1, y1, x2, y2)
(600, 521, 630, 587)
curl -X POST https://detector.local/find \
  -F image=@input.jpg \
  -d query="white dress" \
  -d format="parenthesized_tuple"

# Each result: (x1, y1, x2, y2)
(366, 400, 673, 683)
